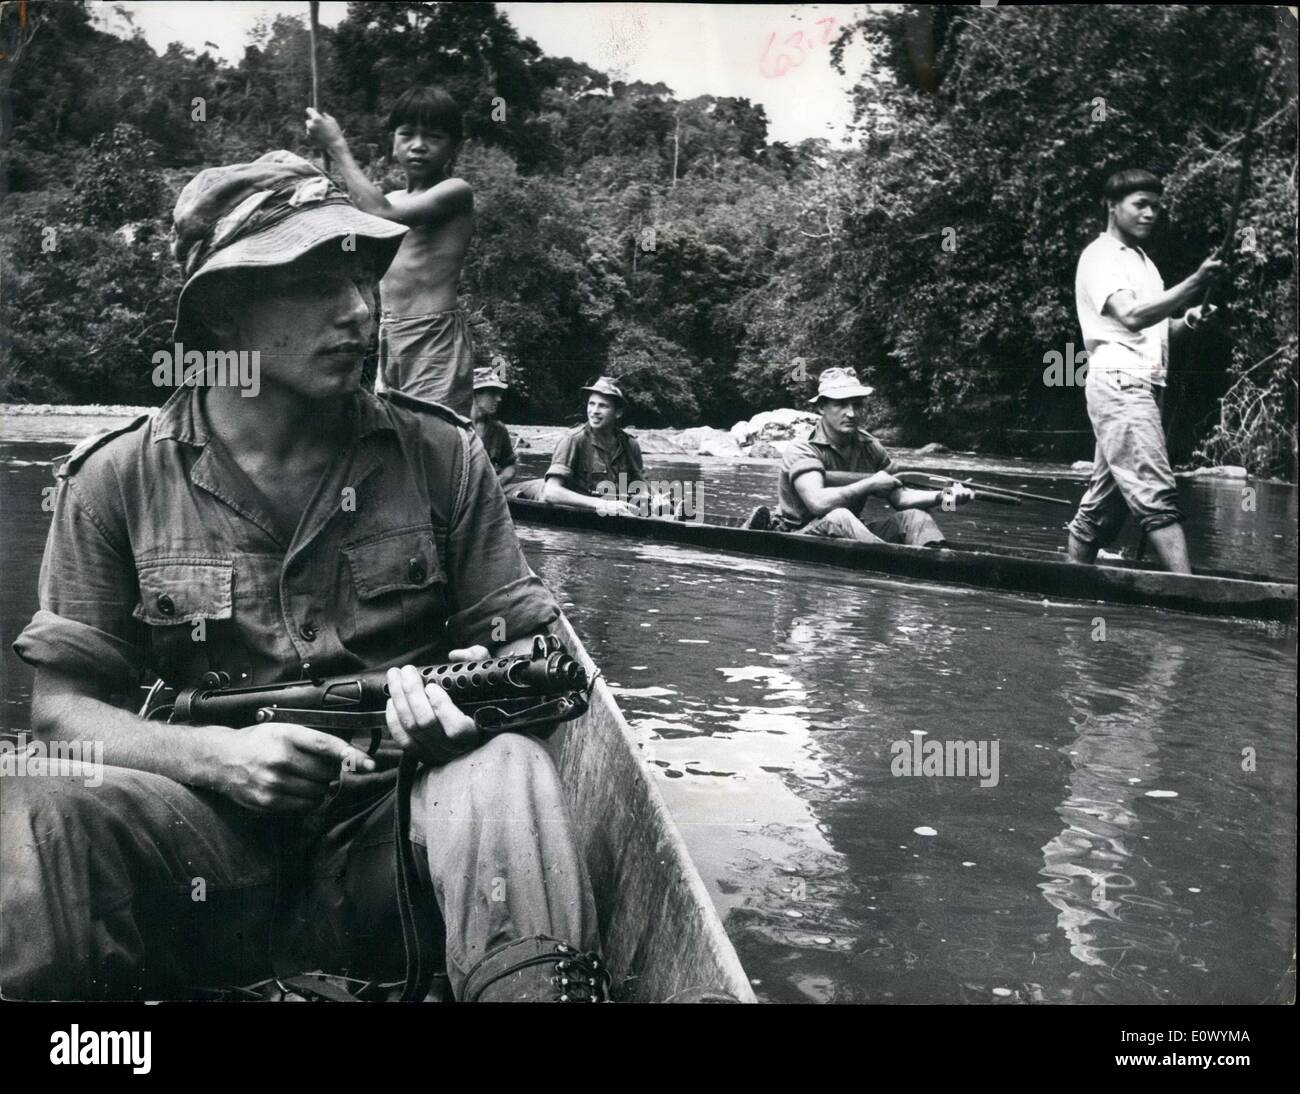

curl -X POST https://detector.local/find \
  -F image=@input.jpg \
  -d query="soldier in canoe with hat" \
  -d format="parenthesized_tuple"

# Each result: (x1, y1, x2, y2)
(748, 367, 975, 544)
(3, 151, 614, 1003)
(508, 376, 674, 517)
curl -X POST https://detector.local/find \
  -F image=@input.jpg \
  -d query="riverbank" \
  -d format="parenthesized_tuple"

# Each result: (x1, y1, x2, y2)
(0, 402, 1086, 478)
(2, 403, 1281, 483)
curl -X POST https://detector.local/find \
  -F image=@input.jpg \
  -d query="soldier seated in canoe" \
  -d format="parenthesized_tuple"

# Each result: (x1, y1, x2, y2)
(748, 367, 974, 544)
(507, 376, 673, 517)
(470, 365, 518, 487)
(4, 152, 612, 1003)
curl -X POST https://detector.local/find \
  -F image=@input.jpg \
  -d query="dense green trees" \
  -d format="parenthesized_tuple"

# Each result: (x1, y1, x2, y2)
(821, 4, 1296, 471)
(1, 2, 1295, 475)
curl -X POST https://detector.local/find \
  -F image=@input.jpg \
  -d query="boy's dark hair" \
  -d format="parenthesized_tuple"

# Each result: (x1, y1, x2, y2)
(1102, 168, 1164, 205)
(386, 86, 463, 141)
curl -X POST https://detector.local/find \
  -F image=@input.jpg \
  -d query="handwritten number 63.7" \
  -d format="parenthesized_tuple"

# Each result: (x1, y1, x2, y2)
(760, 18, 837, 79)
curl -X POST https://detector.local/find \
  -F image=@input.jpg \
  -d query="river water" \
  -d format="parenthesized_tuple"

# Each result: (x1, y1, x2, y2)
(2, 432, 1296, 1003)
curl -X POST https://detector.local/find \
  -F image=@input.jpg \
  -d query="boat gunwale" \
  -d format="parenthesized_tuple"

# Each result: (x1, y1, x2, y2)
(548, 613, 757, 1003)
(511, 499, 1298, 622)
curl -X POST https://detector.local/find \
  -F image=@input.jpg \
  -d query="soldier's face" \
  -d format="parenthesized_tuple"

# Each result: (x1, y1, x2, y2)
(233, 247, 378, 399)
(587, 394, 620, 430)
(820, 397, 867, 437)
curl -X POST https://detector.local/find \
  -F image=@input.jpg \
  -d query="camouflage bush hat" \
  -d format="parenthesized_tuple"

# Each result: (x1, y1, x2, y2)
(170, 150, 408, 340)
(809, 367, 874, 405)
(473, 367, 509, 391)
(580, 375, 626, 404)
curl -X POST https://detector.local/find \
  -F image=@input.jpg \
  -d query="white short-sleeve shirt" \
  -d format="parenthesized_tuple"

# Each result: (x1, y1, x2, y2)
(1075, 233, 1169, 386)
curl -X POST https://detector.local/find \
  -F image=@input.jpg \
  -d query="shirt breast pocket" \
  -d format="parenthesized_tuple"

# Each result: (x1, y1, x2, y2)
(341, 525, 449, 658)
(133, 558, 234, 684)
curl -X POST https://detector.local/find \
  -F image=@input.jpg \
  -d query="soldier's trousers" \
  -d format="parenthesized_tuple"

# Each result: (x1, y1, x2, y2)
(798, 507, 945, 546)
(0, 735, 597, 999)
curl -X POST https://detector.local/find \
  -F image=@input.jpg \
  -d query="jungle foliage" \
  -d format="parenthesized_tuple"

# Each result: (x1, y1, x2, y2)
(1, 2, 1294, 473)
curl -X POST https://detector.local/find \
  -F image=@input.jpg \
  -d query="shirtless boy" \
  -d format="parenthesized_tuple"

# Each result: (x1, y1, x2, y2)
(307, 87, 476, 415)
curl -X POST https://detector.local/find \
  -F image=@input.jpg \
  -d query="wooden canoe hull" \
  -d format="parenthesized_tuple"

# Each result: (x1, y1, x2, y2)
(547, 614, 756, 1002)
(512, 500, 1297, 622)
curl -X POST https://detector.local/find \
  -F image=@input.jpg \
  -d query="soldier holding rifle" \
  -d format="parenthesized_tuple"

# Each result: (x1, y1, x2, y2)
(751, 367, 975, 544)
(3, 153, 611, 1002)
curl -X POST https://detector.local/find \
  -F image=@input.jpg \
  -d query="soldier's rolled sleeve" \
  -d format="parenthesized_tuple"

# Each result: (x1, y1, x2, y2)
(443, 432, 559, 647)
(544, 431, 581, 482)
(12, 477, 145, 692)
(781, 440, 825, 484)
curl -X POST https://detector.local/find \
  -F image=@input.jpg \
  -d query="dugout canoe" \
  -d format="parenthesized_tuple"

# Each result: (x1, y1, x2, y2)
(512, 500, 1297, 623)
(547, 613, 757, 1002)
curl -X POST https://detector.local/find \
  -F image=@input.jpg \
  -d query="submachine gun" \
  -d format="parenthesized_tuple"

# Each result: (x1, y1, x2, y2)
(141, 635, 591, 762)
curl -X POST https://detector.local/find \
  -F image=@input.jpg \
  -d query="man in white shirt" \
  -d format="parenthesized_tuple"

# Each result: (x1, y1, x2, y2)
(1065, 169, 1224, 573)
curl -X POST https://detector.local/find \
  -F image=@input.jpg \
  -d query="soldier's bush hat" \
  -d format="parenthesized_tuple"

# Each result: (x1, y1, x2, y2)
(473, 367, 509, 391)
(580, 376, 626, 404)
(809, 367, 875, 405)
(170, 150, 407, 339)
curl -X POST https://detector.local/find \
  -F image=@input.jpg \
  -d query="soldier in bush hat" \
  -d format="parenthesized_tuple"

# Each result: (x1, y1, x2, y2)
(7, 151, 612, 1003)
(508, 375, 652, 515)
(470, 366, 517, 486)
(748, 366, 973, 543)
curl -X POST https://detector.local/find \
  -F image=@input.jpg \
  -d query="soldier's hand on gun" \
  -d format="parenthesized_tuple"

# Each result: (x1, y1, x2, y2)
(943, 484, 976, 508)
(385, 649, 489, 761)
(304, 107, 345, 151)
(219, 723, 375, 814)
(647, 493, 679, 520)
(597, 496, 642, 518)
(867, 471, 902, 495)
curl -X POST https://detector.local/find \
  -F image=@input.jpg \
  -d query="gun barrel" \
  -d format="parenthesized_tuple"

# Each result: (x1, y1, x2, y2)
(416, 651, 586, 701)
(170, 644, 587, 729)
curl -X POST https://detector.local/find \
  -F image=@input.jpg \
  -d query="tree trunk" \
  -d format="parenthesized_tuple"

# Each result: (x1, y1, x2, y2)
(671, 109, 680, 188)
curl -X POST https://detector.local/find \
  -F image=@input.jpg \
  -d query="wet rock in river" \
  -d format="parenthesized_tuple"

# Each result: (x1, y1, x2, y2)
(733, 408, 820, 445)
(1182, 464, 1248, 479)
(676, 426, 744, 457)
(630, 432, 687, 455)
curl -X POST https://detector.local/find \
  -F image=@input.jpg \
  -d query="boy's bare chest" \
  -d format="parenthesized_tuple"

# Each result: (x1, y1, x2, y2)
(390, 212, 473, 263)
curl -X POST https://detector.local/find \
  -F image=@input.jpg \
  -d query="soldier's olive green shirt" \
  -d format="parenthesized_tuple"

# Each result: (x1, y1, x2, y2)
(14, 387, 559, 694)
(776, 420, 897, 528)
(474, 417, 516, 475)
(545, 424, 645, 497)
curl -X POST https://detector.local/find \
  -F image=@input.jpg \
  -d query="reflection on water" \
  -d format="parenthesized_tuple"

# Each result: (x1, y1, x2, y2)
(2, 439, 1296, 1005)
(1039, 641, 1185, 983)
(520, 522, 1295, 1004)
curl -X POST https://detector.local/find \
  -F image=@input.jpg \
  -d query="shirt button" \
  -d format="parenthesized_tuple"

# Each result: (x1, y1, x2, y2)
(408, 558, 426, 583)
(300, 623, 317, 642)
(156, 594, 175, 616)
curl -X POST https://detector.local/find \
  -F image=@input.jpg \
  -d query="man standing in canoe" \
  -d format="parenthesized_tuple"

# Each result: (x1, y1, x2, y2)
(306, 87, 476, 416)
(1065, 169, 1225, 574)
(754, 367, 973, 544)
(470, 366, 517, 487)
(2, 152, 610, 1002)
(508, 376, 648, 516)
